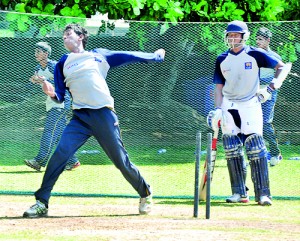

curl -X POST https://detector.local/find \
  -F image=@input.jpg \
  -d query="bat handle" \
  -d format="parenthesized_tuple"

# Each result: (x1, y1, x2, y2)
(213, 127, 219, 139)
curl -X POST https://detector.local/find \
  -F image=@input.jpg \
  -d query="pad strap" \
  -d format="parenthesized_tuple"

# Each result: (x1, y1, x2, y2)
(245, 134, 271, 201)
(223, 134, 247, 195)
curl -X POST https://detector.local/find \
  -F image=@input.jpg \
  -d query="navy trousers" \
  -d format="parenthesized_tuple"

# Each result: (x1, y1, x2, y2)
(35, 108, 78, 167)
(261, 91, 280, 157)
(34, 107, 151, 205)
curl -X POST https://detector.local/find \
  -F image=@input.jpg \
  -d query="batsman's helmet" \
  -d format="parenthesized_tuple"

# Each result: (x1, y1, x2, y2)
(224, 20, 250, 48)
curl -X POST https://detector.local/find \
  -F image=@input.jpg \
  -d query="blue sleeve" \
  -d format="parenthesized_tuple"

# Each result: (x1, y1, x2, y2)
(63, 89, 72, 110)
(92, 48, 164, 68)
(270, 51, 282, 61)
(52, 55, 68, 103)
(46, 59, 57, 85)
(213, 53, 227, 85)
(247, 47, 279, 69)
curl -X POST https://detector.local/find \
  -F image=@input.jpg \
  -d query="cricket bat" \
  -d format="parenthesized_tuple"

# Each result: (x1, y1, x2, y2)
(199, 125, 219, 201)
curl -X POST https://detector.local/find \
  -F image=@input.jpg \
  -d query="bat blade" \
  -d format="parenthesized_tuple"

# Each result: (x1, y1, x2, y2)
(199, 128, 219, 201)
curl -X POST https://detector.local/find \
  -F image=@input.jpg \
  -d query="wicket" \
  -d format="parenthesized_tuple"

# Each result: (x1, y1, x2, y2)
(193, 132, 212, 219)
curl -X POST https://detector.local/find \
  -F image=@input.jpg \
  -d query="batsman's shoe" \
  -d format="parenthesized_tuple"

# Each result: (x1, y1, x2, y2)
(23, 200, 48, 218)
(258, 195, 272, 206)
(270, 155, 282, 167)
(24, 159, 41, 172)
(139, 194, 153, 215)
(226, 193, 249, 203)
(65, 161, 81, 171)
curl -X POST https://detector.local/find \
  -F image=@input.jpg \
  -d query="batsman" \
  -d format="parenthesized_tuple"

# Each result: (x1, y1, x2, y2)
(207, 20, 291, 206)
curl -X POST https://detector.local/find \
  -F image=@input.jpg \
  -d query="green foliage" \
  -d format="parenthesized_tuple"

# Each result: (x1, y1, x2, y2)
(15, 3, 26, 12)
(6, 12, 32, 32)
(3, 9, 86, 37)
(214, 2, 245, 21)
(1, 0, 10, 6)
(258, 0, 286, 21)
(129, 0, 146, 16)
(60, 4, 86, 18)
(0, 0, 299, 36)
(277, 42, 298, 63)
(0, 0, 299, 23)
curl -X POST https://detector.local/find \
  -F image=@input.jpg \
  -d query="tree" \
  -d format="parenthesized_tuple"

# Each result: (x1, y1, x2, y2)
(1, 0, 299, 23)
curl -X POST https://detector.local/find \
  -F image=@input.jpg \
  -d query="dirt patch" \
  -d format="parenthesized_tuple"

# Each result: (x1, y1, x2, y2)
(0, 196, 299, 241)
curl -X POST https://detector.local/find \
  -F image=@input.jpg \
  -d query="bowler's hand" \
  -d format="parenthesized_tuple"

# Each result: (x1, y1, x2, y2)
(42, 80, 56, 98)
(154, 49, 165, 62)
(30, 74, 46, 84)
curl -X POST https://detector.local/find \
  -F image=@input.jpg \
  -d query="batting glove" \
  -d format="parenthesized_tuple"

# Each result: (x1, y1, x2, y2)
(257, 86, 274, 103)
(270, 78, 282, 90)
(207, 107, 222, 131)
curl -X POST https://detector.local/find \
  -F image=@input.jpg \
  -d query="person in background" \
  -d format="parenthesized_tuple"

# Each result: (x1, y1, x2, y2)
(23, 24, 165, 218)
(24, 42, 80, 172)
(256, 27, 282, 166)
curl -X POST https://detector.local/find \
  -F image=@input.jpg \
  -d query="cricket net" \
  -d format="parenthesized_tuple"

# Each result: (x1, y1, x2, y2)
(0, 11, 299, 200)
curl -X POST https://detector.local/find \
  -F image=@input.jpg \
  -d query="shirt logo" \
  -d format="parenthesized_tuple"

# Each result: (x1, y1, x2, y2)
(245, 62, 252, 69)
(66, 63, 78, 69)
(222, 68, 231, 74)
(94, 57, 103, 63)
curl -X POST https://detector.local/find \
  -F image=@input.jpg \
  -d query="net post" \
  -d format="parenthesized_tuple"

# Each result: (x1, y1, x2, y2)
(193, 131, 202, 218)
(206, 132, 212, 219)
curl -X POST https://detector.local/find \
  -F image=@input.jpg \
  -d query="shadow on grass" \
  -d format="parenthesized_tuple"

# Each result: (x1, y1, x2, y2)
(0, 171, 41, 174)
(0, 213, 141, 220)
(156, 199, 258, 207)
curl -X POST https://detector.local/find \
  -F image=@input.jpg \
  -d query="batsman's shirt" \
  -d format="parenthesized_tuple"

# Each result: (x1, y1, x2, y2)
(213, 46, 280, 102)
(52, 48, 164, 110)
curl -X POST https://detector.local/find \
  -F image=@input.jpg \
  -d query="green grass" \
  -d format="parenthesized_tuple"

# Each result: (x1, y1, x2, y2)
(0, 142, 299, 199)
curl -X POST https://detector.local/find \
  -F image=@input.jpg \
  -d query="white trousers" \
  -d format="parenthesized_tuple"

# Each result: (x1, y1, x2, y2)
(221, 96, 263, 136)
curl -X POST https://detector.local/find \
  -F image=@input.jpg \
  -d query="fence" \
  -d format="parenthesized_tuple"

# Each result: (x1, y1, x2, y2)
(0, 11, 299, 200)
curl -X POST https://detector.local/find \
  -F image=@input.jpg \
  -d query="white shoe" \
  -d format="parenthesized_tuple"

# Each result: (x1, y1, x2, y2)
(23, 200, 48, 218)
(258, 195, 272, 206)
(270, 155, 282, 166)
(226, 193, 249, 203)
(139, 194, 152, 215)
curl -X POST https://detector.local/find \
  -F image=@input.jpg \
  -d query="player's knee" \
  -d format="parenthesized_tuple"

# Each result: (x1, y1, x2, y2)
(244, 134, 267, 160)
(54, 143, 75, 160)
(111, 153, 131, 171)
(222, 134, 244, 158)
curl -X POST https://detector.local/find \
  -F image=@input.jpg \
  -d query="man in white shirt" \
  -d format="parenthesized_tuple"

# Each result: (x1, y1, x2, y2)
(23, 24, 165, 218)
(24, 42, 80, 172)
(208, 21, 290, 206)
